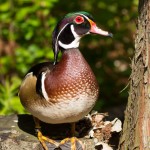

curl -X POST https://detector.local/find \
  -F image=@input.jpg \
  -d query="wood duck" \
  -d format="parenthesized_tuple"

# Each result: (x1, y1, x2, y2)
(19, 11, 112, 150)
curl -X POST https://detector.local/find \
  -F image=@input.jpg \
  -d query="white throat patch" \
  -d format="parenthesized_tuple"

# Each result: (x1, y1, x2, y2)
(58, 25, 81, 49)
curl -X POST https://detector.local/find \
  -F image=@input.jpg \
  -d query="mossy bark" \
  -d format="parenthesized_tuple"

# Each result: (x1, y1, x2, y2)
(119, 0, 150, 149)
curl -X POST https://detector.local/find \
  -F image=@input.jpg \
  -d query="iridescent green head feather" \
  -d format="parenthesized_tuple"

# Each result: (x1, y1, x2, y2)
(65, 11, 94, 20)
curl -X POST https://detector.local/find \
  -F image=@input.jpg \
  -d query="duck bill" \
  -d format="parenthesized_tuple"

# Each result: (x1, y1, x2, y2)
(89, 19, 113, 37)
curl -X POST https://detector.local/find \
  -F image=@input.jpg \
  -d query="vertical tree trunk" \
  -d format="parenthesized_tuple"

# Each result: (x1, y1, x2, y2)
(118, 0, 150, 149)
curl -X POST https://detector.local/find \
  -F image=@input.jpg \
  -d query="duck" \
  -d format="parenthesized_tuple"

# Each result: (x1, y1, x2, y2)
(19, 11, 112, 150)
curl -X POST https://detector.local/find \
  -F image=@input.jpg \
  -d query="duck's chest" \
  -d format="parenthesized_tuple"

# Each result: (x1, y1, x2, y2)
(44, 49, 99, 103)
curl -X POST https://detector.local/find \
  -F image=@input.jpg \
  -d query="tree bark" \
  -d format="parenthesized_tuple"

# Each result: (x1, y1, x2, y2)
(119, 0, 150, 149)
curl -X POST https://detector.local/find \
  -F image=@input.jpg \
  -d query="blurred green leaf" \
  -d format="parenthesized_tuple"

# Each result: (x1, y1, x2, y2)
(0, 76, 26, 115)
(0, 1, 10, 11)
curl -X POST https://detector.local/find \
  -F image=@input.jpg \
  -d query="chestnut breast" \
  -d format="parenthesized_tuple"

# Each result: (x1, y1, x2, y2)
(44, 48, 99, 103)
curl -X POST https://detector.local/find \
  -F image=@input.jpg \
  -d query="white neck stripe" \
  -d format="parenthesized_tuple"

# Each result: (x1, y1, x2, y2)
(71, 24, 79, 38)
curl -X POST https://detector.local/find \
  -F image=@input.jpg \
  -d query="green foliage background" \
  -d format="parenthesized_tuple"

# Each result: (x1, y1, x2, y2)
(0, 0, 138, 115)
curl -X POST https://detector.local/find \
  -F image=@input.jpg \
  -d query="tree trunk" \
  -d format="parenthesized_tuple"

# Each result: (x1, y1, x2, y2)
(119, 0, 150, 149)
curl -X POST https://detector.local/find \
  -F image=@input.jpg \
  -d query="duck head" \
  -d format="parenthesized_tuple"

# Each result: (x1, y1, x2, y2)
(52, 11, 112, 64)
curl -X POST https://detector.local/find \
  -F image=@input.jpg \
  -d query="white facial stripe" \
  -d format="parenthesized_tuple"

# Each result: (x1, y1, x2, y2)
(55, 23, 69, 50)
(71, 24, 79, 38)
(41, 72, 49, 101)
(58, 25, 81, 49)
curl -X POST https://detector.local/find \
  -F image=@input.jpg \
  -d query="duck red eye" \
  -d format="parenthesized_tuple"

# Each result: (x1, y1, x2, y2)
(75, 16, 84, 24)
